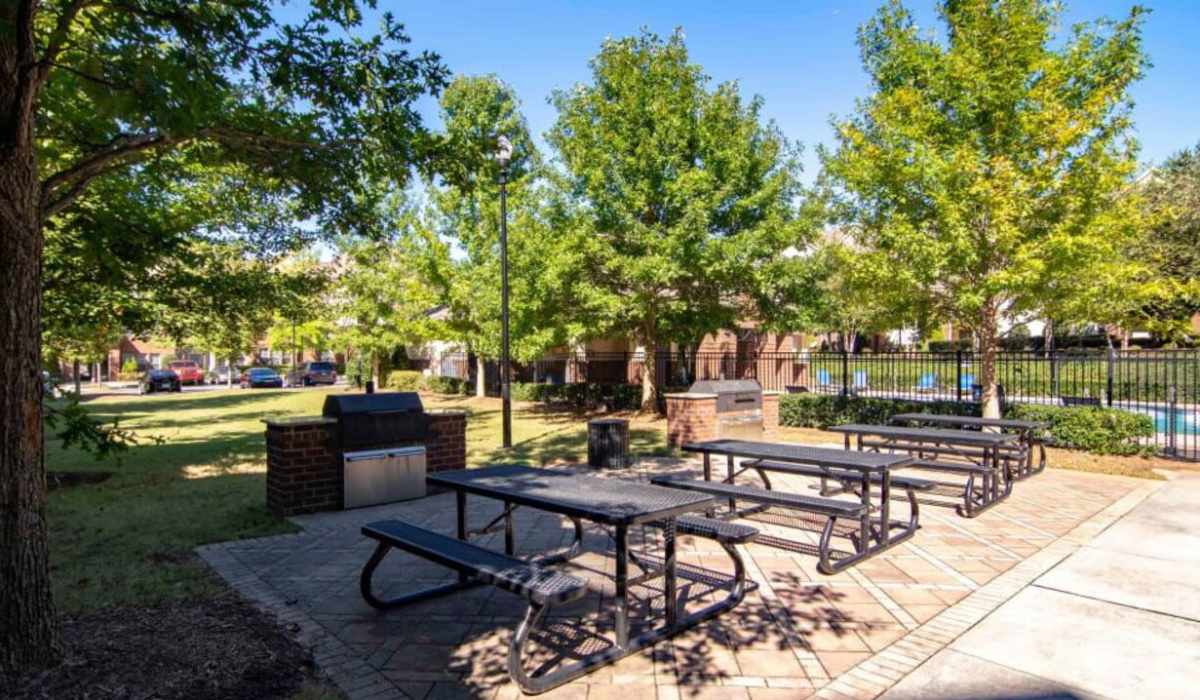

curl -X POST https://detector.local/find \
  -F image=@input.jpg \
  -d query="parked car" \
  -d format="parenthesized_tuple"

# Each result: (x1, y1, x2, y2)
(240, 367, 284, 389)
(140, 369, 182, 394)
(169, 360, 205, 385)
(287, 361, 338, 387)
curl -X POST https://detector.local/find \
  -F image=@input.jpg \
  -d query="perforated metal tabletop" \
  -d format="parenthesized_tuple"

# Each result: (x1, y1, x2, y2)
(681, 439, 912, 472)
(830, 423, 1020, 446)
(427, 464, 714, 526)
(890, 413, 1047, 431)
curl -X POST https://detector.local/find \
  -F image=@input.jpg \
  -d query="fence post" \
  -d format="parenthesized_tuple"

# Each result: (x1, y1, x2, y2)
(841, 350, 849, 397)
(1050, 350, 1058, 398)
(1168, 385, 1178, 456)
(1106, 348, 1115, 407)
(955, 350, 963, 403)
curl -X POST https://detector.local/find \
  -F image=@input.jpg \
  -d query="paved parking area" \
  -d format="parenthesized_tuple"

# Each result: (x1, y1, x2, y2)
(199, 456, 1156, 700)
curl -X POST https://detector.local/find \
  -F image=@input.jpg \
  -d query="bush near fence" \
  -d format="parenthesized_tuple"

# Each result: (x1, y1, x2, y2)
(385, 370, 424, 392)
(778, 394, 1155, 456)
(425, 375, 472, 396)
(511, 382, 642, 410)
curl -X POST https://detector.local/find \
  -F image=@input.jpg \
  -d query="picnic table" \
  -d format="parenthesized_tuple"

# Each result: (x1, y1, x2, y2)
(655, 439, 919, 574)
(829, 424, 1020, 517)
(890, 412, 1048, 479)
(358, 465, 756, 694)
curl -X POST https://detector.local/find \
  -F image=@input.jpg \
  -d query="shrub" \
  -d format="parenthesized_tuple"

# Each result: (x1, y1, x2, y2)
(778, 393, 1155, 456)
(511, 382, 642, 410)
(425, 375, 471, 395)
(778, 394, 974, 429)
(118, 358, 141, 381)
(1006, 404, 1155, 456)
(385, 370, 424, 392)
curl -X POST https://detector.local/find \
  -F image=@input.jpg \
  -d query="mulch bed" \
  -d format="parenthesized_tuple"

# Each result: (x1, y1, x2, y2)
(8, 594, 326, 700)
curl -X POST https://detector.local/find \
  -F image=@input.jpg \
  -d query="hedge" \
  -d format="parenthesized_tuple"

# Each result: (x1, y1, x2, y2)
(511, 382, 642, 410)
(424, 375, 472, 395)
(1005, 403, 1155, 456)
(384, 370, 424, 392)
(778, 393, 1155, 456)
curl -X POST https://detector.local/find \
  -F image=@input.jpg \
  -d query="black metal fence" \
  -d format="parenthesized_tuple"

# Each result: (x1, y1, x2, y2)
(442, 349, 1199, 460)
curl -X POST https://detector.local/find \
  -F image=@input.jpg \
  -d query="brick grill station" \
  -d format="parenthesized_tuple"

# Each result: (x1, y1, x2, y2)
(264, 409, 467, 517)
(665, 390, 780, 447)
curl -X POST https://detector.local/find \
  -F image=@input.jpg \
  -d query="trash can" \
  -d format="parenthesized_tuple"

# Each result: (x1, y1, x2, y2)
(587, 418, 630, 469)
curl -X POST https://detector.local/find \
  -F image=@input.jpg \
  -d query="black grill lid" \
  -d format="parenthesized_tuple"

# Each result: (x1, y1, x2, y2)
(688, 379, 762, 394)
(322, 392, 425, 418)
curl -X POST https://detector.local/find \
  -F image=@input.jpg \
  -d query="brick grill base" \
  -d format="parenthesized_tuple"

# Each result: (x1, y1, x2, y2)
(665, 391, 781, 448)
(265, 409, 467, 517)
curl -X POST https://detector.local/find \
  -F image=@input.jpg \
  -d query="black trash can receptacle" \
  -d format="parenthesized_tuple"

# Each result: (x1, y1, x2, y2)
(588, 418, 630, 469)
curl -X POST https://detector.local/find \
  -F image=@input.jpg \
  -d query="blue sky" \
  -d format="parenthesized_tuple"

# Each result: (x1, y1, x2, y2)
(285, 1, 1199, 180)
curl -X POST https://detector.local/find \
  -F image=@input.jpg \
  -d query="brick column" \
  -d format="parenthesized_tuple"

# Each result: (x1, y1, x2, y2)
(265, 417, 339, 517)
(762, 391, 781, 440)
(425, 409, 467, 473)
(666, 393, 718, 447)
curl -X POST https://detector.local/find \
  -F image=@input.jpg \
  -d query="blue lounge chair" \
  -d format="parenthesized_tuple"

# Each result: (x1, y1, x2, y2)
(852, 370, 869, 390)
(915, 373, 937, 392)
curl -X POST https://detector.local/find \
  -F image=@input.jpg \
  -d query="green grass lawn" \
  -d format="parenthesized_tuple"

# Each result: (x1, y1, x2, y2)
(46, 388, 673, 614)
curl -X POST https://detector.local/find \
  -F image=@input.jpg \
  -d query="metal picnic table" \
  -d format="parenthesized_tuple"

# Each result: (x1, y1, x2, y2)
(424, 465, 750, 692)
(677, 439, 918, 572)
(829, 424, 1021, 517)
(890, 412, 1048, 479)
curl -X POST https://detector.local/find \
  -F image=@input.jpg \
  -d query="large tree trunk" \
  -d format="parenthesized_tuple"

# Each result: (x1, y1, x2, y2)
(978, 301, 1001, 419)
(1, 28, 62, 671)
(72, 359, 81, 395)
(640, 329, 657, 412)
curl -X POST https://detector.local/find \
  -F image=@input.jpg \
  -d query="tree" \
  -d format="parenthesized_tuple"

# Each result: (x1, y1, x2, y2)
(810, 241, 898, 352)
(822, 0, 1148, 417)
(419, 75, 586, 395)
(335, 226, 442, 384)
(549, 30, 806, 408)
(1, 1, 446, 674)
(1136, 144, 1200, 340)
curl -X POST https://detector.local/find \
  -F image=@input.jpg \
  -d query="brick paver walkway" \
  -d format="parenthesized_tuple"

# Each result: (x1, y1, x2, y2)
(198, 456, 1157, 700)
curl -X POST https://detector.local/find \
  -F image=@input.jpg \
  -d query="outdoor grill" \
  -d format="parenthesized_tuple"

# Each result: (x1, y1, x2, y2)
(688, 378, 764, 440)
(322, 392, 435, 507)
(322, 392, 433, 451)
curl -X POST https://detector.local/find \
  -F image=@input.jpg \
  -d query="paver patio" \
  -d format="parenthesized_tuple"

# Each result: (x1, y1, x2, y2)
(198, 453, 1158, 700)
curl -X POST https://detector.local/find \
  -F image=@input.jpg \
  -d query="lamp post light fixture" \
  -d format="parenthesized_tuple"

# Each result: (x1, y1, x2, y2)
(496, 135, 513, 448)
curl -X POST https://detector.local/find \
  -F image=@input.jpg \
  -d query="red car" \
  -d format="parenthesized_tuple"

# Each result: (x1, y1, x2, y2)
(169, 360, 205, 385)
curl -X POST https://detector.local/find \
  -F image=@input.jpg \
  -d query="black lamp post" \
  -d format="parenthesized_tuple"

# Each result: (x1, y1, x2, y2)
(496, 135, 513, 448)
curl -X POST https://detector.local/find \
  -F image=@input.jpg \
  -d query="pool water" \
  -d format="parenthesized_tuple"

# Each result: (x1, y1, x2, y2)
(1139, 407, 1200, 436)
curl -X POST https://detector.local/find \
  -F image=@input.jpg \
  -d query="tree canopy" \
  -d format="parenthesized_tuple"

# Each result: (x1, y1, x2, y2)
(822, 0, 1149, 415)
(548, 29, 809, 407)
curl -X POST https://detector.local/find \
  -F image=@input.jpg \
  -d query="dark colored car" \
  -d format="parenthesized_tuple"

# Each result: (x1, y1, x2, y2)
(140, 369, 182, 394)
(287, 361, 338, 387)
(240, 367, 284, 389)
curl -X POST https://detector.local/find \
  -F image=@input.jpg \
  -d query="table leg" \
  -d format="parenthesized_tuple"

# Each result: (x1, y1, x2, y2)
(614, 524, 629, 649)
(858, 473, 870, 553)
(703, 453, 711, 481)
(504, 500, 514, 556)
(879, 469, 892, 546)
(663, 519, 678, 628)
(844, 433, 851, 451)
(726, 454, 737, 513)
(456, 491, 468, 583)
(992, 446, 1001, 500)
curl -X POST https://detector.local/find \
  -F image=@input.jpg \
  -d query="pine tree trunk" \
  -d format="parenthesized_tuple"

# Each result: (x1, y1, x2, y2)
(72, 359, 81, 395)
(979, 301, 1001, 419)
(1, 27, 63, 670)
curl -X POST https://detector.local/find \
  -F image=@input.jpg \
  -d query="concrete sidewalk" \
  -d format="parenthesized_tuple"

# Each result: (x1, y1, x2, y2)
(881, 472, 1200, 700)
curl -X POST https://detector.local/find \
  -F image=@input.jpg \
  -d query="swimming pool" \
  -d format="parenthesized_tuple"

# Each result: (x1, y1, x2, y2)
(1136, 406, 1200, 436)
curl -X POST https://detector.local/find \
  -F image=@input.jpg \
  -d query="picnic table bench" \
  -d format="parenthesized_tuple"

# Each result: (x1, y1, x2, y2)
(358, 465, 756, 694)
(653, 439, 916, 574)
(890, 412, 1048, 479)
(829, 424, 1019, 517)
